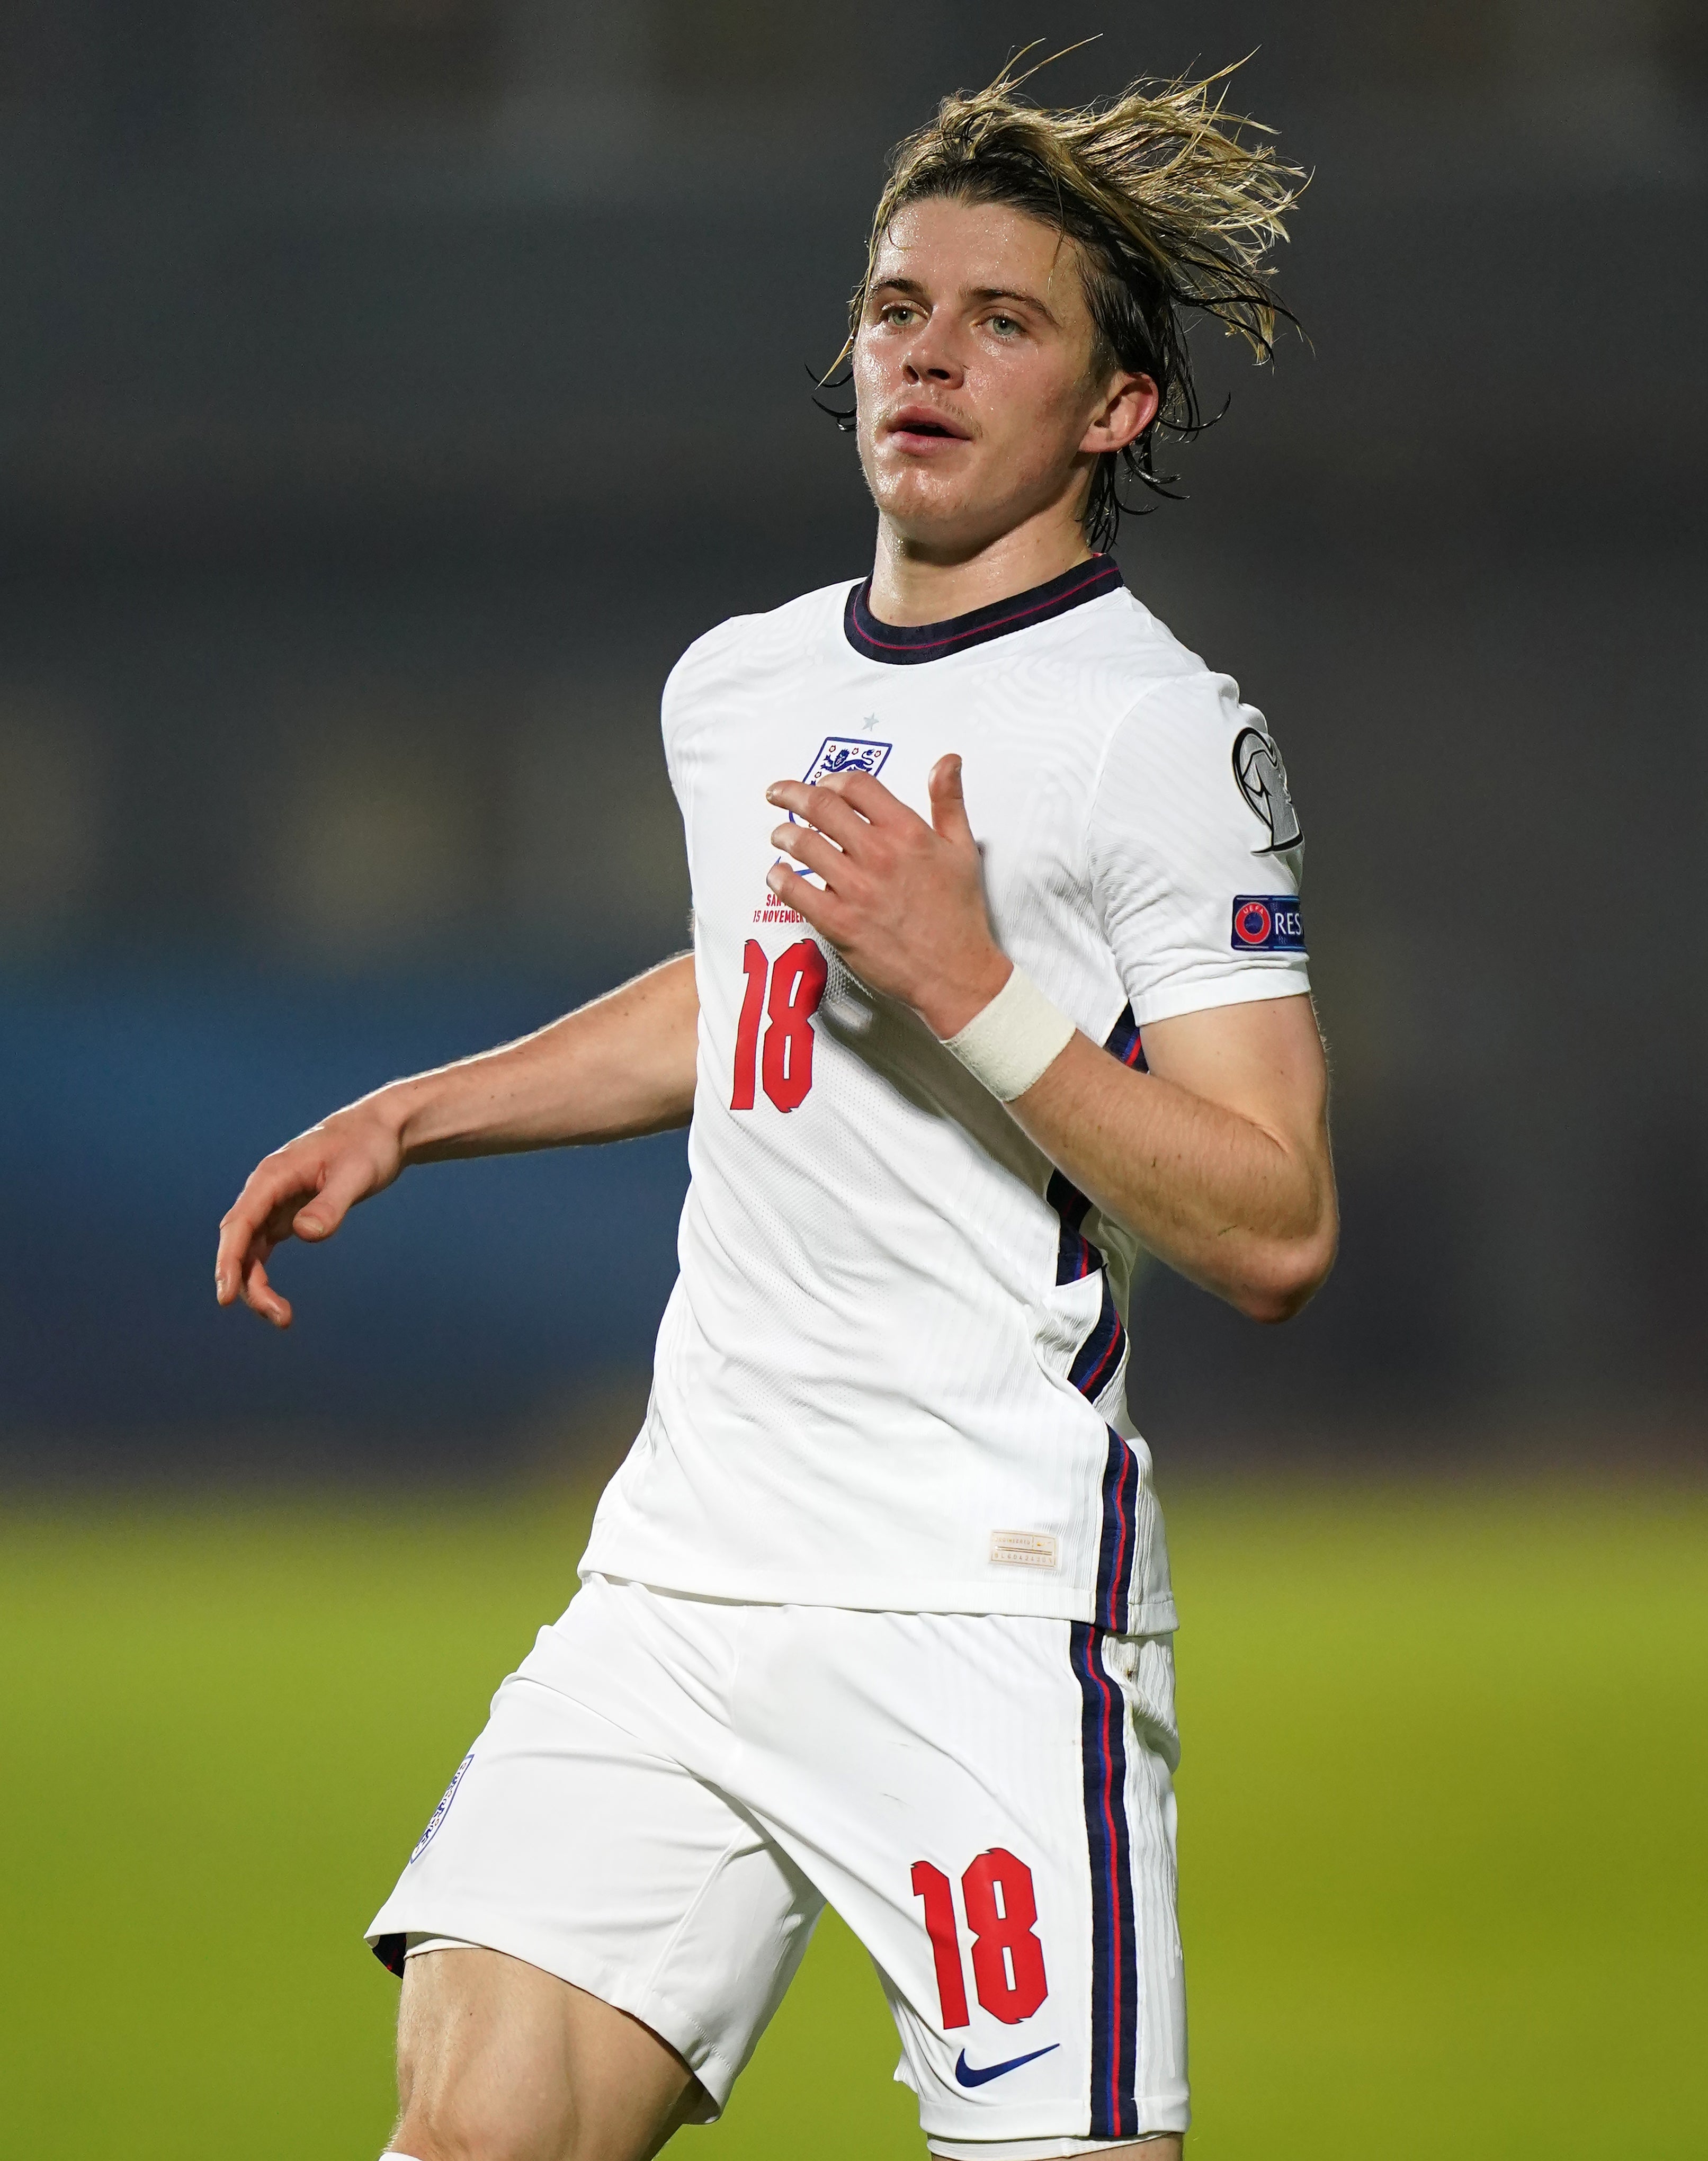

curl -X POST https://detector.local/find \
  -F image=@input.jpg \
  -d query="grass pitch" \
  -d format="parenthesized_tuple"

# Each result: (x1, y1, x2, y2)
(1, 1478, 1702, 2158)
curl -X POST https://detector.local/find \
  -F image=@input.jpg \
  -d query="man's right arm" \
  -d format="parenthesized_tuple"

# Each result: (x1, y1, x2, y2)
(214, 952, 698, 1329)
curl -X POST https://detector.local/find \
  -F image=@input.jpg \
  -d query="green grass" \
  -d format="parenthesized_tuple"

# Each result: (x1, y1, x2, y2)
(1, 1480, 1702, 2157)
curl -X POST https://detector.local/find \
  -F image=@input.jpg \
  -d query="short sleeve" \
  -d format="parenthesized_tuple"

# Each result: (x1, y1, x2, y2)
(659, 614, 749, 860)
(1088, 671, 1311, 1028)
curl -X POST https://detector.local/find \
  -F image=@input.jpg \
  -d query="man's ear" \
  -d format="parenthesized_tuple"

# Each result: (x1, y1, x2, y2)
(1081, 371, 1159, 457)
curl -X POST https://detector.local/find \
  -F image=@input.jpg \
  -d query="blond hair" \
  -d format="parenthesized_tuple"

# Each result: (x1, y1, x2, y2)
(839, 57, 1305, 549)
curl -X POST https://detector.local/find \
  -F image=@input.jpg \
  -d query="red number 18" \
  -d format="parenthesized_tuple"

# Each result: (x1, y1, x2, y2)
(732, 937, 828, 1113)
(911, 1849, 1049, 2028)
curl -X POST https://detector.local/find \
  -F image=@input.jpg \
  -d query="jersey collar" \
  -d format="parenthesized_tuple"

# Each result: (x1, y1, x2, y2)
(843, 555, 1123, 666)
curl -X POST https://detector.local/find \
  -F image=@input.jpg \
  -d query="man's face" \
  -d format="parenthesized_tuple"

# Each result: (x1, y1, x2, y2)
(852, 196, 1151, 557)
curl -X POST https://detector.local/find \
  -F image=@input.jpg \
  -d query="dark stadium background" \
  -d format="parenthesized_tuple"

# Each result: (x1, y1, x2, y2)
(1, 10, 1703, 2158)
(5, 0, 1704, 1478)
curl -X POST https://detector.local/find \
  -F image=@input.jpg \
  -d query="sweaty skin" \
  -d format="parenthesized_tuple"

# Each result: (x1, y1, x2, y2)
(214, 195, 1327, 2161)
(854, 197, 1159, 620)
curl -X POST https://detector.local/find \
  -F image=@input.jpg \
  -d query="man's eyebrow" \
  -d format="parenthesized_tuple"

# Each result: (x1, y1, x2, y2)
(868, 276, 1061, 324)
(967, 284, 1059, 324)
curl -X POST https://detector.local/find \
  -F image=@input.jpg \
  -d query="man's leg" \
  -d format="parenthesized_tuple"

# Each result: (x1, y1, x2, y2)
(365, 1587, 830, 2159)
(390, 1945, 708, 2161)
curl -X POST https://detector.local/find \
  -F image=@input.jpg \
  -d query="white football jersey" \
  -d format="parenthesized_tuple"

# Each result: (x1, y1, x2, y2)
(581, 559, 1310, 1633)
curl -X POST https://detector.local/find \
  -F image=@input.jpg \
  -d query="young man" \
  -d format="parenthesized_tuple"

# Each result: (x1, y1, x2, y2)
(217, 67, 1333, 2161)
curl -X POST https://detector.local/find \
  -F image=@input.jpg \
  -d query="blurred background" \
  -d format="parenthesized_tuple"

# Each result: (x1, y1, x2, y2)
(3, 0, 1704, 1476)
(1, 6, 1704, 2157)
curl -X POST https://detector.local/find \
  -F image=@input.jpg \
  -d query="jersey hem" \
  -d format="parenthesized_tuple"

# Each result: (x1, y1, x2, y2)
(1131, 964, 1310, 1029)
(579, 1562, 1177, 1636)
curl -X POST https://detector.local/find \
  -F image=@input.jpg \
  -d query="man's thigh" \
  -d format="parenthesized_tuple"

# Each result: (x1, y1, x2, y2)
(391, 1953, 1185, 2161)
(394, 1945, 701, 2161)
(365, 1648, 824, 2123)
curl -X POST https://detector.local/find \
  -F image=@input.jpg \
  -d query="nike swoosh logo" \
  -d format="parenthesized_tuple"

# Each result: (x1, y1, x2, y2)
(953, 2043, 1060, 2087)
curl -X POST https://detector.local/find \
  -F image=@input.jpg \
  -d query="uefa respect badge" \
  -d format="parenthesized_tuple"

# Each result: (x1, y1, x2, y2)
(1230, 895, 1306, 952)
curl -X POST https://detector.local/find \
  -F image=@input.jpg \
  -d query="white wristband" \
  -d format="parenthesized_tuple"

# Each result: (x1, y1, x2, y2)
(942, 966, 1077, 1102)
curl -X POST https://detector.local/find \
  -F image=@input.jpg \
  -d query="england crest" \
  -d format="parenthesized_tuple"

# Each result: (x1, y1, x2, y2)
(759, 735, 896, 918)
(801, 736, 892, 789)
(409, 1752, 474, 1864)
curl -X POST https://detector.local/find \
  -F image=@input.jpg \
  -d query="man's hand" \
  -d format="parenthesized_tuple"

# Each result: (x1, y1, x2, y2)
(214, 954, 700, 1332)
(770, 760, 1335, 1323)
(215, 1102, 406, 1329)
(765, 754, 1010, 1038)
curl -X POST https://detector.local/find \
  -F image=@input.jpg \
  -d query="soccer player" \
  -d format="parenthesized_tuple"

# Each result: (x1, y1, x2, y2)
(217, 65, 1335, 2161)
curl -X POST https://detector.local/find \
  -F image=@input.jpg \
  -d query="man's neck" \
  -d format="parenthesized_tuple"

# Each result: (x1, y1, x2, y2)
(865, 514, 1095, 627)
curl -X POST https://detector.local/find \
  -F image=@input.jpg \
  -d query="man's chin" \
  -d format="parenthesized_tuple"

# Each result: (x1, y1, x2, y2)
(869, 478, 1011, 557)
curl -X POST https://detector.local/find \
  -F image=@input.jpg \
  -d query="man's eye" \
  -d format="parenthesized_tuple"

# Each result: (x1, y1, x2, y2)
(882, 305, 917, 326)
(989, 315, 1021, 336)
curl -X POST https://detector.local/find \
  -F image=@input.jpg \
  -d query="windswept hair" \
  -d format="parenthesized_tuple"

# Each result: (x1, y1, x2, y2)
(837, 57, 1305, 550)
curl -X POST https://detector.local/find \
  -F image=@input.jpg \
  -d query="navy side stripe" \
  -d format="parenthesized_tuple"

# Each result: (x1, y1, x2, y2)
(1071, 1620, 1139, 2139)
(1068, 1275, 1126, 1401)
(1047, 1168, 1098, 1284)
(1094, 1424, 1140, 1632)
(1045, 1008, 1145, 1288)
(1043, 1008, 1141, 1400)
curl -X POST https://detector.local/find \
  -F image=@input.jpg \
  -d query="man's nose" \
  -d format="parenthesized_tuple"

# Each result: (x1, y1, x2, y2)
(901, 321, 963, 385)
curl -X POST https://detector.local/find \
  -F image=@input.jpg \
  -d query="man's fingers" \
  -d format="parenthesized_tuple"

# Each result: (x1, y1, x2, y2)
(764, 779, 830, 822)
(770, 825, 848, 889)
(216, 1168, 298, 1302)
(764, 862, 846, 944)
(217, 1119, 394, 1319)
(240, 1255, 293, 1330)
(764, 780, 873, 853)
(221, 1158, 310, 1241)
(215, 1149, 326, 1302)
(292, 1154, 372, 1242)
(928, 754, 976, 849)
(819, 768, 907, 824)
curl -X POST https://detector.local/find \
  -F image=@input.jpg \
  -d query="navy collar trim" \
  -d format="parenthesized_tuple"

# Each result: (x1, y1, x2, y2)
(843, 555, 1124, 666)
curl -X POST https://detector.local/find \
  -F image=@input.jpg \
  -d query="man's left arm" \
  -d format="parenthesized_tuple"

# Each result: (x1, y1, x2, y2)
(765, 754, 1338, 1325)
(1000, 992, 1335, 1322)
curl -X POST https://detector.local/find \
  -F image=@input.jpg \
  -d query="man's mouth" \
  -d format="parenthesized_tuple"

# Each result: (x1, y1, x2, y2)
(886, 406, 972, 447)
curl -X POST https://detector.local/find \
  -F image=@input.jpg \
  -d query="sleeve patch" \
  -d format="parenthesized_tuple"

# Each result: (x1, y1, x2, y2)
(1231, 896, 1306, 952)
(1232, 726, 1303, 852)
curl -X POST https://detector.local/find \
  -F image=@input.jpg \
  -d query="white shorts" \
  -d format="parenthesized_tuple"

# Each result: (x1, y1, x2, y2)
(366, 1577, 1188, 2153)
